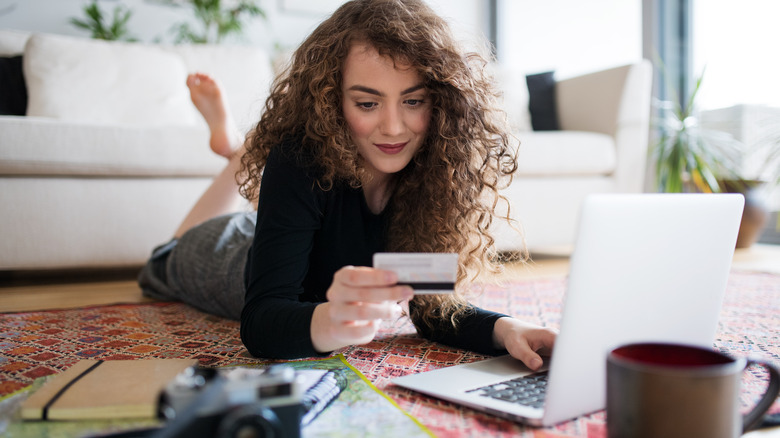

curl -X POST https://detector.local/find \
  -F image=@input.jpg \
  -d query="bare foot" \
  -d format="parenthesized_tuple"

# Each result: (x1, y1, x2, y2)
(186, 73, 242, 158)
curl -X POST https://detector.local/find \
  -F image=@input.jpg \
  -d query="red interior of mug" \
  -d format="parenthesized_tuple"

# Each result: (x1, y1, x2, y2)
(611, 343, 733, 367)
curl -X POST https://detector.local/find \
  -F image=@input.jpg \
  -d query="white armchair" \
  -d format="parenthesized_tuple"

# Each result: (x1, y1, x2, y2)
(493, 60, 653, 253)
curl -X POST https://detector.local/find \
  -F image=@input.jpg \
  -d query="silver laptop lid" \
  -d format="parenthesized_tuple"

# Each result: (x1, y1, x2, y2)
(542, 193, 744, 424)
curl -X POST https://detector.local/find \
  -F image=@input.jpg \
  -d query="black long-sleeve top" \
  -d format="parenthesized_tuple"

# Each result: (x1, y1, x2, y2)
(240, 139, 508, 359)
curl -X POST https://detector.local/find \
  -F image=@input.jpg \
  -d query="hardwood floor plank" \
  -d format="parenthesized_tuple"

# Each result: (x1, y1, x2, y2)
(0, 281, 150, 313)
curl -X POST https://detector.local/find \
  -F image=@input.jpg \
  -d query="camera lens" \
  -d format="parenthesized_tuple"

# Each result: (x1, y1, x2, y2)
(217, 403, 284, 438)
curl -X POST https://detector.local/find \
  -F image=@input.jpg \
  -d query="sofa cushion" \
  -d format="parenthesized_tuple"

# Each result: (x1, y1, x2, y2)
(23, 33, 197, 126)
(0, 29, 30, 56)
(526, 71, 560, 131)
(514, 131, 616, 176)
(0, 56, 27, 115)
(0, 116, 223, 177)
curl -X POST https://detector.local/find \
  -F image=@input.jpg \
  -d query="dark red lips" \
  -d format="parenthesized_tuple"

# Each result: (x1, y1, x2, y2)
(375, 142, 407, 155)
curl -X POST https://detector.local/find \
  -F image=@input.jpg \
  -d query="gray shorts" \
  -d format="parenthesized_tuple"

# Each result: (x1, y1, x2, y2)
(137, 212, 256, 320)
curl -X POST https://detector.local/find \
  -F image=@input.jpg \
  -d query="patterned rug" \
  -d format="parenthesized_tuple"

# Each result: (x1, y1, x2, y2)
(1, 270, 779, 437)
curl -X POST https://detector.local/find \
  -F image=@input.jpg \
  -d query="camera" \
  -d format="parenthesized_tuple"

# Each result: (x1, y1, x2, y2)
(156, 365, 304, 438)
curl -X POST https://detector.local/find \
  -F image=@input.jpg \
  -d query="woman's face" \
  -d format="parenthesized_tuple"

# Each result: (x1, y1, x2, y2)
(342, 43, 431, 181)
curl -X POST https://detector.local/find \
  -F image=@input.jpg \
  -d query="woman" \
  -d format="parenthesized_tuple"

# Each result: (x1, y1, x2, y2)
(139, 0, 556, 370)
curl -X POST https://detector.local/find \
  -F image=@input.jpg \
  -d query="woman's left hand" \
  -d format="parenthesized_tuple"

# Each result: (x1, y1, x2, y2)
(492, 317, 557, 371)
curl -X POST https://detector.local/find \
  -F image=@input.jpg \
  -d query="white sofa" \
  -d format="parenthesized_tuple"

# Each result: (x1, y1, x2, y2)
(0, 29, 652, 270)
(0, 30, 272, 270)
(493, 61, 653, 253)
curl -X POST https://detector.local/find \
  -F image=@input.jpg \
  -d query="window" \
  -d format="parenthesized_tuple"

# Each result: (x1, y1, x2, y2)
(693, 0, 780, 110)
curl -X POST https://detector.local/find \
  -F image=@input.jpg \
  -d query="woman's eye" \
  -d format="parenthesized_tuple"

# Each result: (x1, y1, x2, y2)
(405, 99, 425, 107)
(356, 102, 377, 110)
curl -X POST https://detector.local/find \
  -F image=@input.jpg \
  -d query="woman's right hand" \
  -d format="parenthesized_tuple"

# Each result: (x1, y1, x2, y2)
(311, 266, 414, 353)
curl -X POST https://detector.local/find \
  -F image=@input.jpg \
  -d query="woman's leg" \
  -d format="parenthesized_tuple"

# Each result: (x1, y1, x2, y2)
(174, 73, 249, 238)
(139, 73, 253, 317)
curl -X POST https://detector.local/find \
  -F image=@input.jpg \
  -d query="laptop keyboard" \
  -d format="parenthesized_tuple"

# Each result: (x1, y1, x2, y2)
(465, 371, 549, 408)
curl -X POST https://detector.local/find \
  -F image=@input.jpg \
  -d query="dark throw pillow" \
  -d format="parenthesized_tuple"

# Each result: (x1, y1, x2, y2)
(0, 55, 28, 116)
(526, 71, 560, 131)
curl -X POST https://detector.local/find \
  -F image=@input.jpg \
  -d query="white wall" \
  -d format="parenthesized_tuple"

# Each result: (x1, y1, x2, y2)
(0, 0, 321, 53)
(0, 0, 487, 56)
(1, 0, 639, 77)
(497, 0, 643, 78)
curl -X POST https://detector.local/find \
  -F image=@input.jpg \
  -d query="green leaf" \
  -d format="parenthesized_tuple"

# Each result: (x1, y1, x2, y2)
(68, 0, 137, 41)
(163, 0, 266, 44)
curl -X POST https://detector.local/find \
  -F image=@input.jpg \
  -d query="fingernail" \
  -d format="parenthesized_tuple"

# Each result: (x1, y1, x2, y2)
(403, 286, 414, 298)
(386, 271, 398, 284)
(530, 358, 543, 370)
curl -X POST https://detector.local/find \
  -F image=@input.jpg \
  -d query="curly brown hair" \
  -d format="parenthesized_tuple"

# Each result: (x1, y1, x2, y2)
(240, 0, 520, 334)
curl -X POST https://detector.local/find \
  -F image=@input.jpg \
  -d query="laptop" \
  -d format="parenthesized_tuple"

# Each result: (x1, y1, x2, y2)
(392, 193, 745, 426)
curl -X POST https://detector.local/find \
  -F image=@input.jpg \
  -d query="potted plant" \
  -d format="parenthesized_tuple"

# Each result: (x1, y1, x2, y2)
(651, 71, 780, 247)
(731, 123, 780, 246)
(155, 0, 266, 44)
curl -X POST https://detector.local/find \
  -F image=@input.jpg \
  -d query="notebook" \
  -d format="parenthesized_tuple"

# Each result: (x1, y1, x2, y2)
(21, 359, 197, 420)
(393, 193, 745, 426)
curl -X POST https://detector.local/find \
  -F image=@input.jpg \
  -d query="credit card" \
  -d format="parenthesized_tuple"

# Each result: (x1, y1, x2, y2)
(372, 252, 457, 294)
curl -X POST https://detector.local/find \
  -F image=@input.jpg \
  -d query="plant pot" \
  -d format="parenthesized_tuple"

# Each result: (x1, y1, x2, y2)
(720, 179, 770, 248)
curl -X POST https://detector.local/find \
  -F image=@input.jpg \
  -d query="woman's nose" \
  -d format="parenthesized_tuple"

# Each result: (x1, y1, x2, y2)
(379, 106, 404, 136)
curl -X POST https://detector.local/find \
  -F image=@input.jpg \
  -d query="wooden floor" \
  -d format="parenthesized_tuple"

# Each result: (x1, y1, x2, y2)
(1, 244, 778, 314)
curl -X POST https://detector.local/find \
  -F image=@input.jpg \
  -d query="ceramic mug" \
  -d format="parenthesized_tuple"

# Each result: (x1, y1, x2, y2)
(606, 342, 780, 438)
